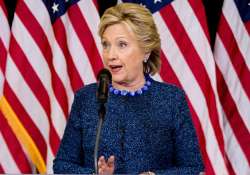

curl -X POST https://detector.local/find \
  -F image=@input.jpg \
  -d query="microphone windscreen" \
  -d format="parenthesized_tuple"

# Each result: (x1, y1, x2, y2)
(97, 68, 112, 103)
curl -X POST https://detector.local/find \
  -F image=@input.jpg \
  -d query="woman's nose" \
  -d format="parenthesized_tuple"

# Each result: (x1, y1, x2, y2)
(107, 46, 117, 61)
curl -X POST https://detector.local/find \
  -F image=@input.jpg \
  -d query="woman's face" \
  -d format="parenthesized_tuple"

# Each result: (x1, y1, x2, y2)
(101, 23, 146, 86)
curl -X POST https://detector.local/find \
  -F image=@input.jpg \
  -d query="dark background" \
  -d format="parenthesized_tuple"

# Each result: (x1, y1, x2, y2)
(4, 0, 223, 49)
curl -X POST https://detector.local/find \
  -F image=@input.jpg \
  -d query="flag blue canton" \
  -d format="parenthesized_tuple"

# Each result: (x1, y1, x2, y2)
(42, 0, 81, 23)
(234, 0, 250, 22)
(122, 0, 173, 14)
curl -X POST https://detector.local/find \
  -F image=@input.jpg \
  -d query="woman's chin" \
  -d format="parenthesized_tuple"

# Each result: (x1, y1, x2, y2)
(112, 76, 127, 85)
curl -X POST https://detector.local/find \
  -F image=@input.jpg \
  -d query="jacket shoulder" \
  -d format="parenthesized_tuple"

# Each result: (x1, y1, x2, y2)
(75, 83, 97, 98)
(152, 79, 185, 97)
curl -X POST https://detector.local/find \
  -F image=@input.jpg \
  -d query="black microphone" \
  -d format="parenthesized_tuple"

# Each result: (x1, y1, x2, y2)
(94, 68, 112, 174)
(97, 68, 112, 104)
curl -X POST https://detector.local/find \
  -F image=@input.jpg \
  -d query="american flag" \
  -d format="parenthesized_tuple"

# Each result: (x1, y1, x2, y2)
(214, 0, 250, 174)
(0, 0, 249, 174)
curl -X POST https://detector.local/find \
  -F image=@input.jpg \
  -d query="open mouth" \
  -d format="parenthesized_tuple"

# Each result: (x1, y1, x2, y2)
(109, 65, 123, 73)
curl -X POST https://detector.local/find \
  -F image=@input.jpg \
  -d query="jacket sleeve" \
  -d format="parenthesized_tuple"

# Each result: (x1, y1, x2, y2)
(156, 90, 204, 175)
(53, 92, 95, 174)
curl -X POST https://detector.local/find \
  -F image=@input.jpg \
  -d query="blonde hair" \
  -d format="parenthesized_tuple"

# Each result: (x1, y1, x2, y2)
(98, 3, 161, 75)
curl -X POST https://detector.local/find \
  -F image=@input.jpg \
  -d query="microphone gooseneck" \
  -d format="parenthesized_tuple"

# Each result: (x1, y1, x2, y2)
(94, 68, 111, 174)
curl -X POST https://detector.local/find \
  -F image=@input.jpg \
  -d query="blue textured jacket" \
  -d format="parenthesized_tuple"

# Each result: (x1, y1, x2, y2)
(53, 79, 204, 174)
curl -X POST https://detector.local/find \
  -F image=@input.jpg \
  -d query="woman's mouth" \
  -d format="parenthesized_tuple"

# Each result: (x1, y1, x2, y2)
(109, 65, 123, 73)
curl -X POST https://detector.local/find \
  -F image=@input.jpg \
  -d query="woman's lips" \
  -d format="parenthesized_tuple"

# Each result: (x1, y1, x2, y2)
(109, 65, 123, 73)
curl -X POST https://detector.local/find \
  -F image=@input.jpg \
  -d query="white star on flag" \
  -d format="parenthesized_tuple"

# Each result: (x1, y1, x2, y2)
(140, 3, 146, 8)
(154, 0, 162, 4)
(52, 2, 59, 13)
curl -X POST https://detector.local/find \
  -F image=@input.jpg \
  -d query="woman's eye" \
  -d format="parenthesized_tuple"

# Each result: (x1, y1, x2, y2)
(102, 41, 108, 49)
(118, 41, 127, 48)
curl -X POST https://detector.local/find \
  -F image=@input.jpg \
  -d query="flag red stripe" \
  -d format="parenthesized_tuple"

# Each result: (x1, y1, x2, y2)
(68, 4, 104, 77)
(93, 0, 98, 10)
(0, 1, 8, 73)
(0, 39, 7, 73)
(216, 66, 250, 165)
(0, 111, 32, 173)
(16, 1, 69, 117)
(159, 51, 214, 174)
(159, 51, 181, 88)
(53, 19, 84, 93)
(188, 0, 210, 42)
(160, 4, 234, 172)
(218, 15, 250, 100)
(0, 163, 4, 173)
(0, 0, 7, 16)
(4, 82, 47, 161)
(245, 21, 250, 35)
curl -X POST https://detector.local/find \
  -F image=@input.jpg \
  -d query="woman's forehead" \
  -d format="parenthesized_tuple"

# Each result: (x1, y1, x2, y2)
(102, 23, 137, 40)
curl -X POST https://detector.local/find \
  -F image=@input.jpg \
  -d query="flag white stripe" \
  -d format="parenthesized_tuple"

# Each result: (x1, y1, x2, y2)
(46, 146, 54, 174)
(222, 0, 250, 70)
(78, 1, 103, 58)
(61, 14, 97, 85)
(0, 7, 10, 47)
(154, 13, 229, 175)
(0, 4, 10, 94)
(172, 0, 217, 88)
(152, 73, 163, 82)
(5, 56, 50, 145)
(51, 48, 74, 112)
(12, 15, 66, 138)
(0, 133, 20, 173)
(222, 109, 250, 174)
(214, 36, 250, 132)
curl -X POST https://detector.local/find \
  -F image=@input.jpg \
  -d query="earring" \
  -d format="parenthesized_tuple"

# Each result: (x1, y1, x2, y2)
(143, 53, 150, 63)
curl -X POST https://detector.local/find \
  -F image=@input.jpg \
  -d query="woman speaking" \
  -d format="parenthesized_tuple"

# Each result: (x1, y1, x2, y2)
(53, 3, 204, 174)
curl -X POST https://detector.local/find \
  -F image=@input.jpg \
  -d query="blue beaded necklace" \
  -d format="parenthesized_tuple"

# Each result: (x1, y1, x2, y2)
(109, 74, 152, 96)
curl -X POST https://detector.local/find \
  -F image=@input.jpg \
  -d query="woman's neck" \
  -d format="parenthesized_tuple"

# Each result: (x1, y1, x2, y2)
(112, 75, 145, 92)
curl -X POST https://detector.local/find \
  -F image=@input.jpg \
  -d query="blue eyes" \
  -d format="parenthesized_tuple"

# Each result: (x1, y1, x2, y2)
(101, 41, 128, 50)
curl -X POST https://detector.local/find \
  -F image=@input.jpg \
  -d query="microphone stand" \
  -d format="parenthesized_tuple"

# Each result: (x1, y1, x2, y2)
(94, 103, 106, 174)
